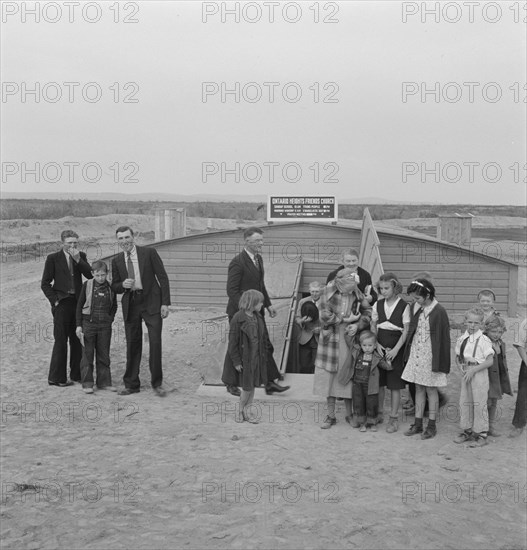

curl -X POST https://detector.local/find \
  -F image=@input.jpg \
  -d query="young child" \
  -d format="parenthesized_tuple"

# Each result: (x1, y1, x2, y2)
(454, 307, 495, 447)
(401, 279, 451, 440)
(484, 315, 512, 437)
(510, 318, 527, 437)
(477, 289, 499, 323)
(371, 273, 410, 433)
(75, 260, 117, 394)
(339, 331, 391, 432)
(227, 289, 267, 424)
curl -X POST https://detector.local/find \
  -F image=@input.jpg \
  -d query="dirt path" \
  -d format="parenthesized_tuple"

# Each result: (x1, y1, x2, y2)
(1, 260, 526, 550)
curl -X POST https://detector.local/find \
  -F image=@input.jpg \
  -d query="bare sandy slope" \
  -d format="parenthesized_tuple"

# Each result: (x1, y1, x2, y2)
(1, 257, 526, 550)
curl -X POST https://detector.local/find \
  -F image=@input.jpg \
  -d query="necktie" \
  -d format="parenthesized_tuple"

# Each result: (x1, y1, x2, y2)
(127, 253, 135, 279)
(68, 254, 75, 292)
(255, 254, 262, 272)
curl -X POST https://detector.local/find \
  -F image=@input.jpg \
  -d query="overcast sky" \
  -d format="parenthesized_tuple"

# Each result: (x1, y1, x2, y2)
(1, 0, 526, 204)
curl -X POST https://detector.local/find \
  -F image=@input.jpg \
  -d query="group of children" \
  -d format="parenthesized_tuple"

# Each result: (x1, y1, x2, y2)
(228, 275, 526, 443)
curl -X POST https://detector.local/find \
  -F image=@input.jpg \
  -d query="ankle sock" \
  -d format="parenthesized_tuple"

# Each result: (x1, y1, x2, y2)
(414, 417, 423, 427)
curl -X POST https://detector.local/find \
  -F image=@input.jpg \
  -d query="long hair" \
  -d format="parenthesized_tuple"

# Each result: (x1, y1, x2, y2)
(238, 289, 264, 312)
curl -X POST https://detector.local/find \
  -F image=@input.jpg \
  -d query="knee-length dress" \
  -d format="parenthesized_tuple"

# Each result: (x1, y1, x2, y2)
(402, 301, 448, 388)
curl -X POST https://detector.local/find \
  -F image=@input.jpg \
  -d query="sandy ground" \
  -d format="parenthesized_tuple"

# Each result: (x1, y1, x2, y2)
(1, 250, 526, 550)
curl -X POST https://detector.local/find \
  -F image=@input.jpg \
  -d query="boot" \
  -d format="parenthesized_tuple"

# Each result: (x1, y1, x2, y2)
(386, 416, 398, 433)
(404, 417, 423, 436)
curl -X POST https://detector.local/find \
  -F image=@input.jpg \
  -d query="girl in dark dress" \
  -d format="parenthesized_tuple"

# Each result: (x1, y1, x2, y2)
(227, 290, 267, 423)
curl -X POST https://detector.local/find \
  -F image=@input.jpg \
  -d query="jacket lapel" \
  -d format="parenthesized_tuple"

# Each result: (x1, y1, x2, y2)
(136, 246, 146, 281)
(242, 250, 259, 275)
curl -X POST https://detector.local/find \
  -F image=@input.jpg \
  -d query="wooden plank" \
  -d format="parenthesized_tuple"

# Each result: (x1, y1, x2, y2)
(508, 265, 518, 316)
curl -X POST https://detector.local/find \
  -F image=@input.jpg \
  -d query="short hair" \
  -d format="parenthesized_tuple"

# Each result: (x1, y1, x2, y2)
(341, 248, 359, 260)
(377, 272, 403, 295)
(407, 278, 436, 300)
(115, 226, 134, 236)
(464, 307, 484, 322)
(411, 271, 433, 283)
(61, 230, 79, 241)
(91, 260, 108, 273)
(238, 289, 264, 312)
(477, 289, 496, 301)
(484, 314, 506, 333)
(309, 281, 322, 290)
(243, 227, 263, 240)
(359, 330, 376, 344)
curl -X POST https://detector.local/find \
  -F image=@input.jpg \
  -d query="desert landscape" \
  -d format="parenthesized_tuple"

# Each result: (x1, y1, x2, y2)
(1, 207, 526, 549)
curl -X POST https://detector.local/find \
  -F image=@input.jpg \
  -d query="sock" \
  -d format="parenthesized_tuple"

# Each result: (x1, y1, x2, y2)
(427, 419, 436, 428)
(414, 417, 423, 427)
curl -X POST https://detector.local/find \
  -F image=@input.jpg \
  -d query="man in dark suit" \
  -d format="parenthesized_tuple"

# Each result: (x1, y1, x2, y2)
(41, 230, 93, 386)
(222, 226, 289, 396)
(111, 226, 170, 397)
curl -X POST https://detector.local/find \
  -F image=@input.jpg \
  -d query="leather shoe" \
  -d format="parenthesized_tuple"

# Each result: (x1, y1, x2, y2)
(265, 381, 290, 394)
(118, 388, 140, 396)
(48, 381, 74, 387)
(153, 386, 166, 397)
(226, 385, 241, 397)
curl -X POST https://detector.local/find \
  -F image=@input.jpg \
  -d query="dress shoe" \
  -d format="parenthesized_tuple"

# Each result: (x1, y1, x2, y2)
(153, 386, 167, 397)
(48, 381, 74, 387)
(118, 388, 140, 396)
(226, 385, 241, 397)
(98, 386, 117, 392)
(265, 381, 290, 394)
(83, 387, 94, 394)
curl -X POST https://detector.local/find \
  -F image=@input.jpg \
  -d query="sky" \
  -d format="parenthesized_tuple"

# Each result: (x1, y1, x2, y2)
(1, 0, 526, 204)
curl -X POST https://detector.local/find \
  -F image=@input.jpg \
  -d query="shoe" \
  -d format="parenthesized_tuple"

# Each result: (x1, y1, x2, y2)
(153, 386, 167, 397)
(421, 425, 436, 440)
(469, 435, 488, 447)
(487, 426, 500, 437)
(454, 431, 473, 444)
(99, 386, 117, 392)
(346, 416, 360, 428)
(226, 385, 241, 397)
(70, 378, 81, 384)
(404, 423, 423, 436)
(370, 424, 378, 432)
(359, 424, 367, 432)
(386, 417, 398, 433)
(242, 413, 259, 424)
(118, 388, 140, 396)
(83, 387, 94, 394)
(321, 416, 336, 429)
(508, 427, 525, 438)
(376, 414, 384, 425)
(48, 381, 74, 387)
(265, 382, 290, 395)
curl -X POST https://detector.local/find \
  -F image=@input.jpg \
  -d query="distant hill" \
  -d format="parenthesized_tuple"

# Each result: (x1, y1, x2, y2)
(0, 191, 434, 204)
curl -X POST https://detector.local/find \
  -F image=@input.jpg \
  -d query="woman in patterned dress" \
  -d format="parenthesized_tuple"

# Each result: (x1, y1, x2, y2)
(313, 268, 372, 429)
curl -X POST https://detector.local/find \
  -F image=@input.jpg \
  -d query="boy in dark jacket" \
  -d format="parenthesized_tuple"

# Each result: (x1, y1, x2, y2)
(76, 261, 117, 393)
(339, 330, 391, 431)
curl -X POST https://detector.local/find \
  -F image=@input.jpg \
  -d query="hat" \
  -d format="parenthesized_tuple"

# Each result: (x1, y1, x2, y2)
(300, 301, 319, 323)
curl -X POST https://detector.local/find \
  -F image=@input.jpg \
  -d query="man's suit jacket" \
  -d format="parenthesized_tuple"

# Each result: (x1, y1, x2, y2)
(111, 246, 171, 320)
(226, 250, 271, 319)
(41, 250, 93, 305)
(295, 296, 321, 345)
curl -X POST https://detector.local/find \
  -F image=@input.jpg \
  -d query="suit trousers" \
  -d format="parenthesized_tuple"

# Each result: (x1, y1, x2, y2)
(123, 293, 163, 390)
(298, 335, 318, 374)
(48, 296, 82, 383)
